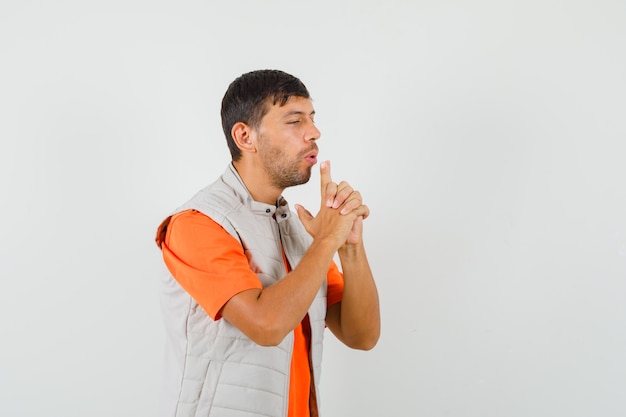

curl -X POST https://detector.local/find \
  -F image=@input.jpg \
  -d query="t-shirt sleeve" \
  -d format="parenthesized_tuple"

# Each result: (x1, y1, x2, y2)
(326, 260, 344, 307)
(161, 209, 262, 320)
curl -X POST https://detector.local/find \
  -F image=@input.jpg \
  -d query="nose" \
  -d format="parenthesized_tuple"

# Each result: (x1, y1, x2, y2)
(306, 120, 321, 142)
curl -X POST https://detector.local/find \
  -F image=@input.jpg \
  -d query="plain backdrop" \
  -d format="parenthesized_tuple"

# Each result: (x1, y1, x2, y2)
(1, 1, 625, 416)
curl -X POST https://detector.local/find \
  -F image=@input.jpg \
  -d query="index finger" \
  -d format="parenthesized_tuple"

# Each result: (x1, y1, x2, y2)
(320, 160, 333, 196)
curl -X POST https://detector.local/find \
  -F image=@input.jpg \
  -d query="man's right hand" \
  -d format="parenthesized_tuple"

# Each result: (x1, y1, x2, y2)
(295, 160, 369, 249)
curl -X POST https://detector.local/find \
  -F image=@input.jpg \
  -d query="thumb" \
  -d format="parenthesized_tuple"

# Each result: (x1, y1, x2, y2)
(295, 204, 314, 225)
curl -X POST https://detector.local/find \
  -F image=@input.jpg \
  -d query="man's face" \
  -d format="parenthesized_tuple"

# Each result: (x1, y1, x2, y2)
(254, 96, 321, 189)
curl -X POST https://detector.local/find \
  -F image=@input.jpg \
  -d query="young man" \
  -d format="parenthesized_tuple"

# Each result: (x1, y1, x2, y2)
(155, 69, 380, 417)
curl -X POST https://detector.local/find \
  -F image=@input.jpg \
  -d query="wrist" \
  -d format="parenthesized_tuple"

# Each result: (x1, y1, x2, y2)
(338, 241, 364, 258)
(312, 236, 343, 255)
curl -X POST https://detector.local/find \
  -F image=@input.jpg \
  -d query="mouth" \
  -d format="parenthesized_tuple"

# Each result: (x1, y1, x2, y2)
(304, 150, 318, 164)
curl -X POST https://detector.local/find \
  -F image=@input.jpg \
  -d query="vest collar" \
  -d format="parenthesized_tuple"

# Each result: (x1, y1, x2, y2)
(224, 164, 292, 221)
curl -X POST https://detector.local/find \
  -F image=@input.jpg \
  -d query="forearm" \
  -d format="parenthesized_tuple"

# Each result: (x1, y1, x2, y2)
(260, 239, 337, 331)
(221, 237, 338, 345)
(335, 241, 380, 349)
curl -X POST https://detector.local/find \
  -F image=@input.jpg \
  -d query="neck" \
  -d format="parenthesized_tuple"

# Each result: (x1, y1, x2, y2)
(232, 160, 283, 205)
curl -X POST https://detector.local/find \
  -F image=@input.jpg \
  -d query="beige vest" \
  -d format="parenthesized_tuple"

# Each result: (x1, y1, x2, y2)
(159, 164, 328, 417)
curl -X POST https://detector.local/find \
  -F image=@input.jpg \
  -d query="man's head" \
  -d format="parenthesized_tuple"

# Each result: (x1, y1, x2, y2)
(221, 69, 311, 161)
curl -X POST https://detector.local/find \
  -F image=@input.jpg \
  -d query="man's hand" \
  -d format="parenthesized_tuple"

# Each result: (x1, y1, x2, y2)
(296, 160, 369, 246)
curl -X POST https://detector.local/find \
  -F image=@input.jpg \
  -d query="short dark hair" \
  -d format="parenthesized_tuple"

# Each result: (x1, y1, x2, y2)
(220, 69, 311, 161)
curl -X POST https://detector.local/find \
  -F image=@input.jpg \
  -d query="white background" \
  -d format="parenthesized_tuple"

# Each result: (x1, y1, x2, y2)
(1, 1, 625, 416)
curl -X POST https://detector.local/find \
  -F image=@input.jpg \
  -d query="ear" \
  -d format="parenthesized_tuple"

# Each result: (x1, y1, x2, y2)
(231, 122, 257, 154)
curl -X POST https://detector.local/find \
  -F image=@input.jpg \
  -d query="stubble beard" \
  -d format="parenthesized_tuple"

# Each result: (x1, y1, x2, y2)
(258, 137, 314, 189)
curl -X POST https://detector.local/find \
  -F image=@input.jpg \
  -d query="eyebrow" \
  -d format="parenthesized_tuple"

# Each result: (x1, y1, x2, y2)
(282, 110, 316, 118)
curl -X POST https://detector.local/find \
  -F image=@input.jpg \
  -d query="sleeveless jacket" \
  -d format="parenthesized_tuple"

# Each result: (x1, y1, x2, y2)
(158, 164, 328, 417)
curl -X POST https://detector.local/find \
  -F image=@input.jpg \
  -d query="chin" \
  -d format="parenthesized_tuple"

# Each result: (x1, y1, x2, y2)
(284, 171, 311, 188)
(300, 167, 313, 183)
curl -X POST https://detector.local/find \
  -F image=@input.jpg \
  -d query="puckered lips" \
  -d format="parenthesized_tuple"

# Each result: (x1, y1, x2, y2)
(303, 149, 318, 165)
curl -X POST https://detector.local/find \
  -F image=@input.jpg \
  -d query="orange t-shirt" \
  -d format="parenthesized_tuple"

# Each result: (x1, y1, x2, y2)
(159, 209, 344, 417)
